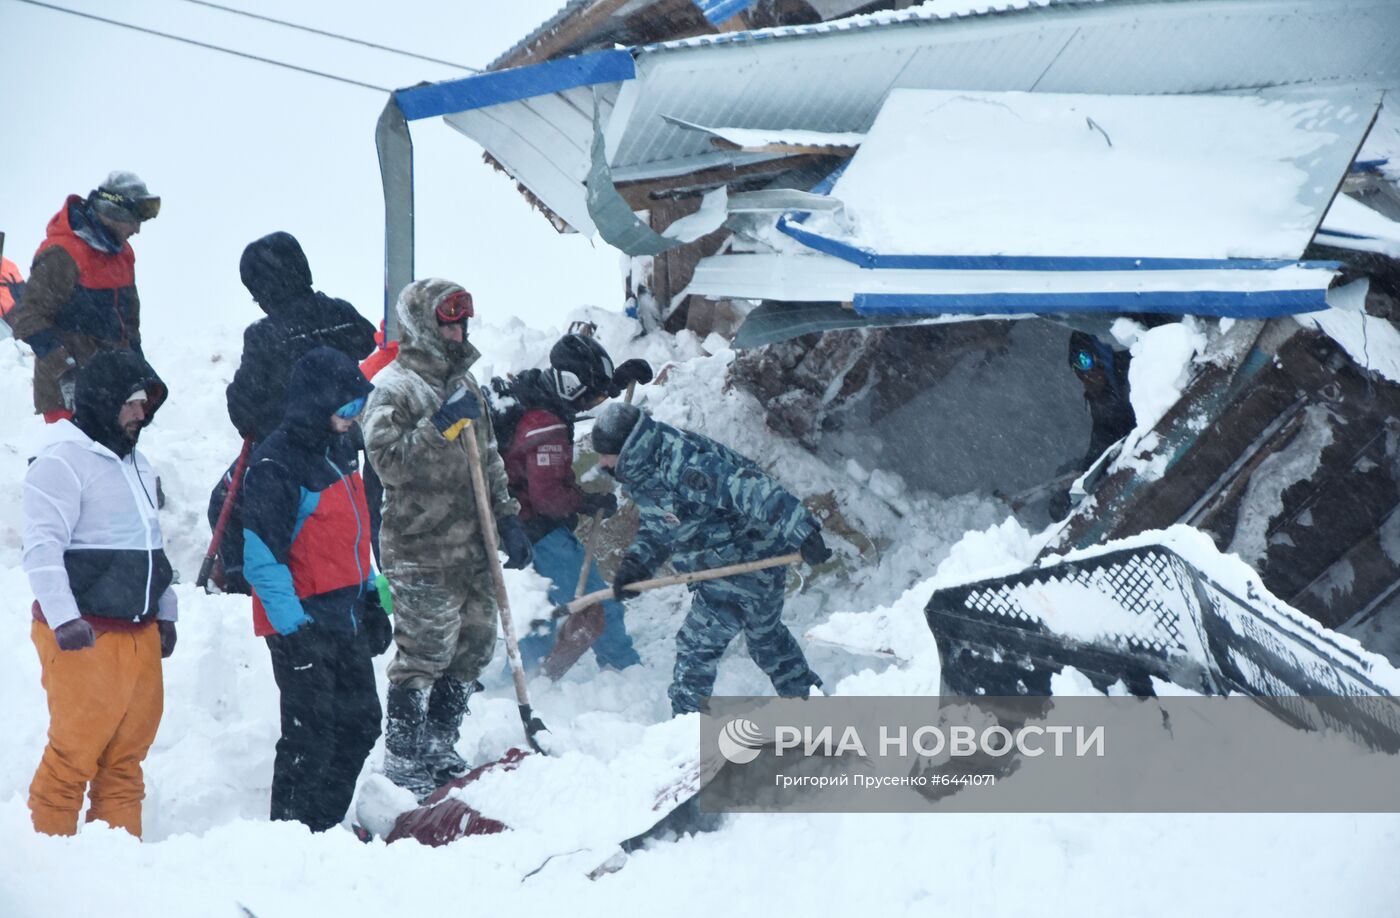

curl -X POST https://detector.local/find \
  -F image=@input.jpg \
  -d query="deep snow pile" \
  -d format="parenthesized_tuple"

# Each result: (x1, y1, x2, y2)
(3, 309, 1400, 917)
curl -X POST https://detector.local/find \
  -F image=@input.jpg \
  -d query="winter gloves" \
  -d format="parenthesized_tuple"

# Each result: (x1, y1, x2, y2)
(365, 608, 394, 657)
(613, 554, 653, 601)
(612, 358, 654, 390)
(431, 386, 481, 442)
(53, 619, 95, 652)
(799, 530, 832, 566)
(579, 490, 619, 519)
(54, 619, 178, 655)
(498, 515, 534, 570)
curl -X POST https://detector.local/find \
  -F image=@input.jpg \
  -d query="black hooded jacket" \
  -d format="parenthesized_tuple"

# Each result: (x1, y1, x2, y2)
(226, 232, 376, 443)
(73, 348, 167, 458)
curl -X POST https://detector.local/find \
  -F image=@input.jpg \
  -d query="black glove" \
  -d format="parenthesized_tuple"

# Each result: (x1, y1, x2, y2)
(430, 386, 481, 441)
(498, 515, 533, 570)
(364, 605, 394, 657)
(158, 621, 177, 658)
(216, 563, 252, 596)
(54, 618, 95, 652)
(799, 530, 832, 566)
(613, 554, 652, 601)
(579, 490, 619, 519)
(612, 358, 654, 389)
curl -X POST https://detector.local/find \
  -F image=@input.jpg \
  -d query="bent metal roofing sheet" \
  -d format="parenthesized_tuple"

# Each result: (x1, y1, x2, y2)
(393, 0, 1400, 241)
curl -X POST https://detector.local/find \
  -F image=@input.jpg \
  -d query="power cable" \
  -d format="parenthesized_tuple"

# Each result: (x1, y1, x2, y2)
(178, 0, 481, 72)
(12, 0, 391, 93)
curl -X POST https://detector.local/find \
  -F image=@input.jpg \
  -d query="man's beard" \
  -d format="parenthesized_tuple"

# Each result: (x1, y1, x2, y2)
(443, 338, 469, 362)
(122, 421, 143, 446)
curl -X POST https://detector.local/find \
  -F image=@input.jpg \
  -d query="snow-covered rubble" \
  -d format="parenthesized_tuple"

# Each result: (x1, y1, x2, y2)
(4, 306, 1399, 916)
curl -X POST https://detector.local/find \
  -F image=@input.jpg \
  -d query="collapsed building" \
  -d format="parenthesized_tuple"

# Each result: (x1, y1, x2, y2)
(376, 0, 1400, 701)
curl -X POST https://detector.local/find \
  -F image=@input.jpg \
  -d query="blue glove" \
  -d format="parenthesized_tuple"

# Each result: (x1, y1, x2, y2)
(498, 515, 533, 570)
(431, 386, 481, 441)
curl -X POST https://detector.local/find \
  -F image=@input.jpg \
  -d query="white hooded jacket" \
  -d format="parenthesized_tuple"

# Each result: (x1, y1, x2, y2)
(22, 419, 177, 628)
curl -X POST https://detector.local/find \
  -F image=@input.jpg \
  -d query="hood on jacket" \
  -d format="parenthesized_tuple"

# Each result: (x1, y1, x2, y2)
(395, 277, 479, 379)
(48, 195, 125, 256)
(72, 349, 167, 457)
(240, 231, 314, 312)
(281, 346, 374, 444)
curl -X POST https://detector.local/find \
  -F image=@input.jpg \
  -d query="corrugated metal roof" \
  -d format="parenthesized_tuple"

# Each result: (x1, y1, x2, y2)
(609, 0, 1400, 172)
(423, 0, 1400, 240)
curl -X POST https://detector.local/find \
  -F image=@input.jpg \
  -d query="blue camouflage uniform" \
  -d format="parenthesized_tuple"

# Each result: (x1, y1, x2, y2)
(612, 413, 823, 714)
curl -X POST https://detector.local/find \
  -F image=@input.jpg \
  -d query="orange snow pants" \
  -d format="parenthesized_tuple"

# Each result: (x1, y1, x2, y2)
(28, 620, 164, 837)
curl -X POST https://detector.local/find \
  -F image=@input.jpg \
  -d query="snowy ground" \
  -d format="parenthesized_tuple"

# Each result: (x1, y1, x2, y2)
(3, 309, 1399, 917)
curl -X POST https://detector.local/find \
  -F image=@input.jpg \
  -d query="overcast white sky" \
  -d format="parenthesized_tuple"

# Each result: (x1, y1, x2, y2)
(1, 0, 621, 336)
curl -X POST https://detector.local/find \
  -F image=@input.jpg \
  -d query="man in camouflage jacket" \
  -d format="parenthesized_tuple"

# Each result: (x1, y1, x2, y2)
(591, 403, 831, 715)
(361, 277, 531, 799)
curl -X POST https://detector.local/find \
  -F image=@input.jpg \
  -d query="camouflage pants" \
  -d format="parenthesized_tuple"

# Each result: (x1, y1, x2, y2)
(669, 567, 821, 716)
(385, 563, 498, 691)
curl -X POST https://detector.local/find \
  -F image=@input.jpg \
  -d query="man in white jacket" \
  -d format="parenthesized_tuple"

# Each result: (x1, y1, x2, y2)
(23, 348, 176, 837)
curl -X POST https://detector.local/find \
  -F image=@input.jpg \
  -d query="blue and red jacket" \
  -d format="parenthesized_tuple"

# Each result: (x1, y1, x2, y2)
(241, 347, 375, 637)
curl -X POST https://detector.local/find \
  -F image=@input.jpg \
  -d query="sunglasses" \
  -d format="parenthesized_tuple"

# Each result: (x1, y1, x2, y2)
(436, 290, 474, 324)
(95, 188, 161, 221)
(1072, 350, 1095, 372)
(335, 396, 367, 419)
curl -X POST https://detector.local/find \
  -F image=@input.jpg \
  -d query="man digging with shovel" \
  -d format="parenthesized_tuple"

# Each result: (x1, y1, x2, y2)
(590, 403, 832, 715)
(361, 279, 533, 800)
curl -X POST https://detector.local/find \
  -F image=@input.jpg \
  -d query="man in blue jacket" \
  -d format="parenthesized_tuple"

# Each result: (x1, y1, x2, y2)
(591, 403, 831, 715)
(241, 347, 392, 832)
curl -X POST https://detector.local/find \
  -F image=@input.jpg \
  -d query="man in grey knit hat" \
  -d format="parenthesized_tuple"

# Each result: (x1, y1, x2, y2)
(8, 171, 161, 421)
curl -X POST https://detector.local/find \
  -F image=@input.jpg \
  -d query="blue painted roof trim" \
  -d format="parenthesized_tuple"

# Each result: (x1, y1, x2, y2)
(695, 0, 760, 25)
(393, 49, 636, 121)
(854, 289, 1331, 319)
(777, 215, 1341, 273)
(1352, 158, 1390, 174)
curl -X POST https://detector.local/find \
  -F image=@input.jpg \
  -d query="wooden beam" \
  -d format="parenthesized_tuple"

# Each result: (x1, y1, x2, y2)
(612, 153, 840, 210)
(493, 0, 637, 70)
(709, 136, 858, 157)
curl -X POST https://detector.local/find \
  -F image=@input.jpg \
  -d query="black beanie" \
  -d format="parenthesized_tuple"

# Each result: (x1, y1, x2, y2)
(592, 402, 641, 456)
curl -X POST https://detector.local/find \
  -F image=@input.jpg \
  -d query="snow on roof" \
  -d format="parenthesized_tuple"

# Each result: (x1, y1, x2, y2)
(1319, 195, 1400, 259)
(797, 88, 1377, 261)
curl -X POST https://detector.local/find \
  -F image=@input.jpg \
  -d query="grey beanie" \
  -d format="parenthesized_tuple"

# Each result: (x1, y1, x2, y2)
(592, 402, 641, 456)
(91, 171, 160, 224)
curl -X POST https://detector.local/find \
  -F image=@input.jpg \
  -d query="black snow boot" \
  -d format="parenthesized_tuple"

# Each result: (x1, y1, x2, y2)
(383, 683, 437, 801)
(423, 678, 479, 785)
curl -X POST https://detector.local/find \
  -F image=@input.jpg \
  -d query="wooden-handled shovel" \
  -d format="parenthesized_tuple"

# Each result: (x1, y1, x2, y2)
(535, 552, 802, 629)
(460, 421, 548, 753)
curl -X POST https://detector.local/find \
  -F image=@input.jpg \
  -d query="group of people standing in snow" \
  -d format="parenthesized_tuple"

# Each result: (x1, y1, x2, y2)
(13, 171, 833, 840)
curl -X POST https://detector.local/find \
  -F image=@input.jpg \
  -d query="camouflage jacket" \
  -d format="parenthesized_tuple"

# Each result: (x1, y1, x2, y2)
(613, 413, 819, 575)
(362, 278, 518, 571)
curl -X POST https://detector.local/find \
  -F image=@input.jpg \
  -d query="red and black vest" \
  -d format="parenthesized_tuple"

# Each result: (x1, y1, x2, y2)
(33, 196, 138, 352)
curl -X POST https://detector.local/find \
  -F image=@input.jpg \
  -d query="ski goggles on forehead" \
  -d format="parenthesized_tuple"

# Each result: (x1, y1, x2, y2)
(435, 290, 474, 324)
(335, 396, 367, 419)
(1072, 349, 1095, 372)
(95, 188, 161, 221)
